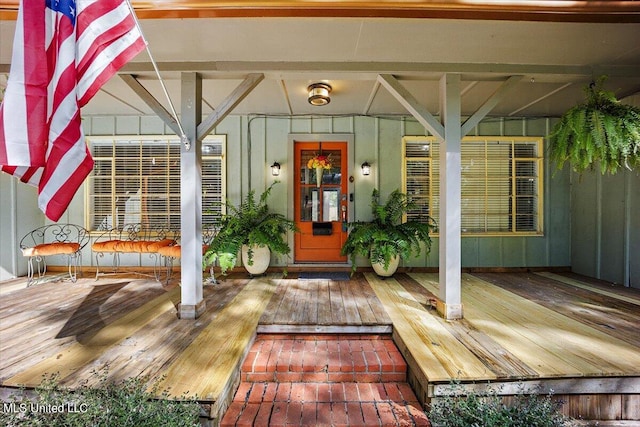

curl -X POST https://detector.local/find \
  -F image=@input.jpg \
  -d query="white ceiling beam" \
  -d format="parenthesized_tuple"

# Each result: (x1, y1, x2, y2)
(378, 74, 444, 139)
(101, 61, 640, 79)
(99, 88, 147, 115)
(363, 80, 381, 115)
(508, 82, 572, 116)
(120, 74, 182, 135)
(202, 97, 216, 113)
(197, 73, 264, 139)
(461, 75, 522, 136)
(278, 79, 293, 115)
(460, 81, 479, 97)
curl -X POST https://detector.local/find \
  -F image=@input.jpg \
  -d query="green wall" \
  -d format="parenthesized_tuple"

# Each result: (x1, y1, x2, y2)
(208, 114, 571, 270)
(1, 114, 575, 279)
(570, 167, 640, 287)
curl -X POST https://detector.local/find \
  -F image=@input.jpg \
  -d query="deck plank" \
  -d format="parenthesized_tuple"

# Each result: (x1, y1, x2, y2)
(0, 281, 96, 373)
(305, 279, 319, 324)
(259, 279, 287, 324)
(479, 273, 640, 374)
(349, 276, 380, 325)
(358, 275, 393, 325)
(328, 280, 347, 324)
(339, 279, 364, 324)
(316, 280, 332, 325)
(272, 279, 301, 325)
(292, 280, 318, 324)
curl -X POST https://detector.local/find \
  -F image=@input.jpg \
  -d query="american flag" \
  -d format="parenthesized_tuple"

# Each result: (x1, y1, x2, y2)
(0, 0, 145, 221)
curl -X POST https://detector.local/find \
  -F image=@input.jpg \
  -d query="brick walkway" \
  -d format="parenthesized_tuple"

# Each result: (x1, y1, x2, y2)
(221, 334, 431, 426)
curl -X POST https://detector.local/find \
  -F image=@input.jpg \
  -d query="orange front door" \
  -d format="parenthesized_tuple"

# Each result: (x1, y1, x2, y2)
(294, 141, 348, 263)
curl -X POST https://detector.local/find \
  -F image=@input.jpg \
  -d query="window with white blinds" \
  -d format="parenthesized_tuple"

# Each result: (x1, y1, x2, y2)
(86, 136, 225, 231)
(403, 136, 543, 235)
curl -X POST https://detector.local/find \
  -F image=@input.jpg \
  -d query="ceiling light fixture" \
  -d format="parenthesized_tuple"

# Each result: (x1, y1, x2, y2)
(307, 83, 332, 106)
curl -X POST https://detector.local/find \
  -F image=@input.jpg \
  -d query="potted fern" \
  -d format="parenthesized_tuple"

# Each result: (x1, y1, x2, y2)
(204, 181, 297, 276)
(341, 189, 436, 276)
(549, 76, 640, 175)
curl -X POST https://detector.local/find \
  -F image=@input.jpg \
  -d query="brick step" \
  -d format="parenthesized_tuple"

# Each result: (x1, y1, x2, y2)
(241, 334, 407, 383)
(221, 334, 430, 426)
(221, 381, 430, 427)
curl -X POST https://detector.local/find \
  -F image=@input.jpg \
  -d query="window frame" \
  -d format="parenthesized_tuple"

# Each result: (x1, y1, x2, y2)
(84, 135, 226, 232)
(402, 135, 544, 237)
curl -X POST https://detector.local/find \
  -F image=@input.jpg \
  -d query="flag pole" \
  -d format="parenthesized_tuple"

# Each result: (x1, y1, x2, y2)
(124, 0, 190, 150)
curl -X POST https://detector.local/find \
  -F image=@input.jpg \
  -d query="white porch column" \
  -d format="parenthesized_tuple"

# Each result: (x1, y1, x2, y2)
(438, 73, 463, 320)
(179, 72, 205, 319)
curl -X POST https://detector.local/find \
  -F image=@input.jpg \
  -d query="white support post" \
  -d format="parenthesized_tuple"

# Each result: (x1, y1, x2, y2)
(438, 73, 463, 320)
(179, 72, 205, 319)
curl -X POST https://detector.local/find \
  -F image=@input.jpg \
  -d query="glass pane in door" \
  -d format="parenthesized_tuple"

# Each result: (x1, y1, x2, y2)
(322, 189, 339, 221)
(300, 188, 319, 221)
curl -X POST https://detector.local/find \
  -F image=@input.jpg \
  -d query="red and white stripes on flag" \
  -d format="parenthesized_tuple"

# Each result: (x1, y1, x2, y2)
(0, 0, 145, 221)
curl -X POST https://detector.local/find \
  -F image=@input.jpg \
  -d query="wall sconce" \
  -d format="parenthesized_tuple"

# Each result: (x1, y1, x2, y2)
(307, 83, 332, 106)
(361, 161, 371, 176)
(271, 161, 281, 176)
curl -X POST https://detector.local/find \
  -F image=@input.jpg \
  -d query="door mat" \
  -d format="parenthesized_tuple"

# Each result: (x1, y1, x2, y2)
(298, 271, 350, 281)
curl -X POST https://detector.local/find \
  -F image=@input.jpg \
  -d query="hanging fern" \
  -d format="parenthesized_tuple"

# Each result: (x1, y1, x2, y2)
(341, 189, 436, 275)
(549, 76, 640, 175)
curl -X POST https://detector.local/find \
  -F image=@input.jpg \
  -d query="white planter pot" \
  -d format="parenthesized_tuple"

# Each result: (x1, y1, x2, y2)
(372, 255, 400, 277)
(241, 244, 271, 276)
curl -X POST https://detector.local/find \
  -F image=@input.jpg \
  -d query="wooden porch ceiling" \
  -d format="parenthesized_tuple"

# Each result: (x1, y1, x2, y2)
(1, 1, 639, 118)
(2, 0, 640, 22)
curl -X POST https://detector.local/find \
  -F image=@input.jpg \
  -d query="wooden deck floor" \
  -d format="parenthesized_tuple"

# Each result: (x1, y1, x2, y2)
(1, 271, 639, 423)
(259, 275, 391, 334)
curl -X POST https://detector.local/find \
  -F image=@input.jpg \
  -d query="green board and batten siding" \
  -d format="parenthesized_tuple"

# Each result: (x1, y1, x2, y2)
(83, 114, 571, 270)
(571, 167, 640, 287)
(2, 114, 637, 288)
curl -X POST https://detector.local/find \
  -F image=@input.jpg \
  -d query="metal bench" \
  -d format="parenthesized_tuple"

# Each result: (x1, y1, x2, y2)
(91, 223, 178, 281)
(19, 223, 90, 285)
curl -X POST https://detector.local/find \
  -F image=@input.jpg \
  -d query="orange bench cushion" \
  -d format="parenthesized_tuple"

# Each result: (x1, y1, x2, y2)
(92, 240, 121, 253)
(91, 239, 176, 253)
(146, 239, 176, 253)
(92, 239, 176, 254)
(113, 240, 145, 253)
(22, 242, 80, 257)
(157, 244, 208, 259)
(157, 245, 181, 258)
